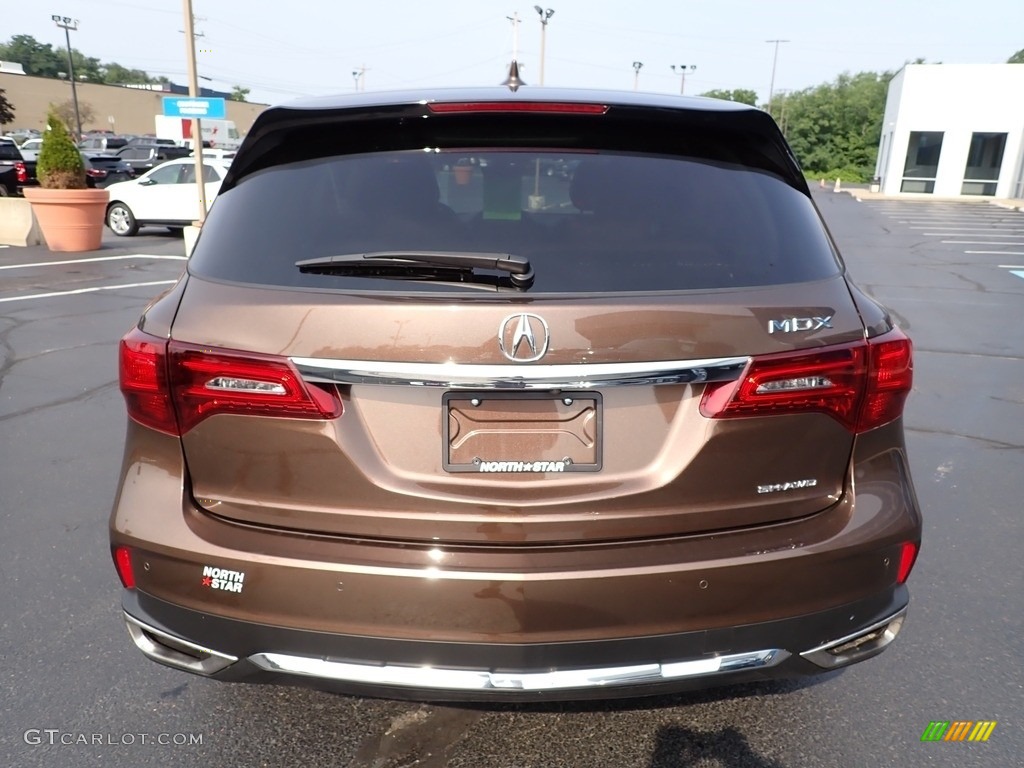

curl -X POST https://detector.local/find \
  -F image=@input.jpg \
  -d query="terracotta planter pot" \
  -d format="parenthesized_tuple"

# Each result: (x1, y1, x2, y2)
(23, 187, 110, 252)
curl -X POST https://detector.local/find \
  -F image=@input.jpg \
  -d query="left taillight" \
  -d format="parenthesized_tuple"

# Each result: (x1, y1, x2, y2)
(118, 327, 342, 436)
(15, 161, 27, 183)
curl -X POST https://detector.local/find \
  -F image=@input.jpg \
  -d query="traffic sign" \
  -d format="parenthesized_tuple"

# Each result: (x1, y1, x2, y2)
(162, 97, 227, 119)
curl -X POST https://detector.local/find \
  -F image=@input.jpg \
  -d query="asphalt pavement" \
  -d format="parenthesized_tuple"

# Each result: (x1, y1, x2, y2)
(0, 197, 1021, 767)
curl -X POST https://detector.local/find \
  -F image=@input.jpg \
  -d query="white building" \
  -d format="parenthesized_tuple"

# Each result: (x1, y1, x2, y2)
(875, 64, 1024, 199)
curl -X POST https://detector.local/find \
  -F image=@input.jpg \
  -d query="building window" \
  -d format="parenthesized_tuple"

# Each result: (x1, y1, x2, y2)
(961, 132, 1007, 196)
(901, 131, 944, 193)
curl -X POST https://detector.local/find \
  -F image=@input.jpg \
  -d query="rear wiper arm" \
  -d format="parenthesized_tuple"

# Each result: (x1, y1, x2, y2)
(296, 251, 534, 288)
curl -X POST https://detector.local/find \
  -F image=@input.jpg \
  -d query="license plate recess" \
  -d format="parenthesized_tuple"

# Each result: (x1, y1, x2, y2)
(443, 391, 602, 473)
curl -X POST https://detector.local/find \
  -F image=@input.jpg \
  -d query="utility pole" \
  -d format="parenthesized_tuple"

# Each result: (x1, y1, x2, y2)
(352, 66, 367, 91)
(51, 15, 82, 140)
(671, 64, 696, 95)
(534, 6, 554, 85)
(632, 61, 643, 91)
(506, 12, 521, 61)
(182, 0, 207, 223)
(766, 39, 789, 115)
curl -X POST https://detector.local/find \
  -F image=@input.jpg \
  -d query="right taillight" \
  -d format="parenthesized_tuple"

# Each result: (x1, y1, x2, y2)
(15, 161, 28, 183)
(700, 328, 912, 434)
(118, 327, 342, 436)
(859, 328, 913, 432)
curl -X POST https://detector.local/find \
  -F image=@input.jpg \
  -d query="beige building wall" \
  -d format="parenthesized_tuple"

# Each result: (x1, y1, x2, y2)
(0, 73, 267, 137)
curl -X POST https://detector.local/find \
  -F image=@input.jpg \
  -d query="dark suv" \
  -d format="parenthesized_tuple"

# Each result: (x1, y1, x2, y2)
(111, 87, 921, 701)
(116, 143, 190, 173)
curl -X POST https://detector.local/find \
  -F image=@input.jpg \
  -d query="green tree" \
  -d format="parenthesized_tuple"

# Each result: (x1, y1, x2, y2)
(0, 34, 64, 77)
(1009, 48, 1024, 64)
(100, 62, 163, 85)
(36, 109, 86, 189)
(0, 88, 14, 126)
(772, 71, 892, 182)
(230, 85, 250, 102)
(698, 88, 758, 106)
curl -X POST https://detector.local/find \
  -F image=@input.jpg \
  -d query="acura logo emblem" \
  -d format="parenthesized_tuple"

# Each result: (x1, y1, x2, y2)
(498, 313, 550, 362)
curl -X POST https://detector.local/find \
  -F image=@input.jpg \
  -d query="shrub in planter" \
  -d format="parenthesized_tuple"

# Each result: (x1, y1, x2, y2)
(24, 109, 108, 251)
(36, 111, 86, 189)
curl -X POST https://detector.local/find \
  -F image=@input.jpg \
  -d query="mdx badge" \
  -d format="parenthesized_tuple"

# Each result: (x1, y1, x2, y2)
(499, 313, 550, 362)
(768, 315, 834, 334)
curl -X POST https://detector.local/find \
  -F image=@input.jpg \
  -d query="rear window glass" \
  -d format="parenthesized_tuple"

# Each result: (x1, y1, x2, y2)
(190, 149, 839, 293)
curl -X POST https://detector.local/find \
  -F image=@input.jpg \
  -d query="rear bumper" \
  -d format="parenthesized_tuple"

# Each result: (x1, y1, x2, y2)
(121, 587, 909, 702)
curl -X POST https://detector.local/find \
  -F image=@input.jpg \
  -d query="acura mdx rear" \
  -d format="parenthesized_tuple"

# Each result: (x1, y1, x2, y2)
(110, 87, 921, 701)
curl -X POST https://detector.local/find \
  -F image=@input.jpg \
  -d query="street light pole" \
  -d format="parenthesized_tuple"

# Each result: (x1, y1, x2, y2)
(182, 0, 208, 224)
(533, 6, 554, 86)
(632, 61, 643, 91)
(671, 64, 696, 95)
(765, 39, 789, 115)
(51, 15, 82, 140)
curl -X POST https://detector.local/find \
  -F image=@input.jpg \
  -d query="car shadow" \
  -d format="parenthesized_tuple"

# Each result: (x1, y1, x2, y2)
(648, 724, 789, 767)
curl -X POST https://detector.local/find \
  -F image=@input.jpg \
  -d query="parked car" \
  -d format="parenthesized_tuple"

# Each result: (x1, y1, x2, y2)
(0, 137, 37, 195)
(81, 152, 136, 188)
(116, 143, 191, 173)
(17, 137, 43, 162)
(194, 147, 236, 162)
(104, 157, 229, 235)
(126, 136, 180, 148)
(78, 135, 130, 153)
(111, 87, 921, 702)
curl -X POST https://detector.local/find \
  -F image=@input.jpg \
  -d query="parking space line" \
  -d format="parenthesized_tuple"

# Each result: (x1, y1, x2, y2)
(972, 252, 1024, 256)
(0, 280, 176, 304)
(910, 226, 1024, 231)
(941, 241, 1024, 245)
(0, 254, 187, 271)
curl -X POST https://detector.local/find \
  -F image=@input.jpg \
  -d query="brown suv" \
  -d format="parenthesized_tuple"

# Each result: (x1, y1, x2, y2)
(110, 87, 921, 701)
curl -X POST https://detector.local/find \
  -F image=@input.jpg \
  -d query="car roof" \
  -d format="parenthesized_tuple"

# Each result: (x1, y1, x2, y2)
(226, 85, 800, 192)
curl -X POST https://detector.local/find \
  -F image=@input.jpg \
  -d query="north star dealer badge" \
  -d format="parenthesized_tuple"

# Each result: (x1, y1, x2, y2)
(201, 565, 245, 593)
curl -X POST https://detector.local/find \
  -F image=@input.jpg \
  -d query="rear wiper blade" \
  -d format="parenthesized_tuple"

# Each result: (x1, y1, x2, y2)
(296, 251, 534, 288)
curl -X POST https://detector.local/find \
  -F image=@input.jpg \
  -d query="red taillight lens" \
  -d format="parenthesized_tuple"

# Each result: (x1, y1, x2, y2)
(168, 341, 342, 434)
(119, 327, 178, 435)
(700, 329, 913, 434)
(86, 168, 107, 178)
(896, 541, 919, 584)
(112, 546, 136, 589)
(861, 329, 913, 432)
(15, 161, 27, 183)
(701, 343, 867, 431)
(118, 328, 342, 435)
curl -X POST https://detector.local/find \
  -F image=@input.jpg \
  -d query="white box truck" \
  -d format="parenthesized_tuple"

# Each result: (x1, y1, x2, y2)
(154, 115, 242, 151)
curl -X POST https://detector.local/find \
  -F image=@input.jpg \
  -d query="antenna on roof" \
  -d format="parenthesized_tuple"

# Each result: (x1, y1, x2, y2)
(502, 60, 526, 91)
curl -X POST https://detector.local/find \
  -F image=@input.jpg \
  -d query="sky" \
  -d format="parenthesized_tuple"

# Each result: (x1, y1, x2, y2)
(5, 0, 1022, 106)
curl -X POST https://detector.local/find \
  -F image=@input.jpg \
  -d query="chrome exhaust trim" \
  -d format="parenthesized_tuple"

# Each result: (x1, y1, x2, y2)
(124, 612, 237, 676)
(249, 648, 786, 692)
(800, 607, 907, 669)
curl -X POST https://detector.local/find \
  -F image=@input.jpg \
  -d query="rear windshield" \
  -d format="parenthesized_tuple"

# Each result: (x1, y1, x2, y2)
(190, 149, 840, 293)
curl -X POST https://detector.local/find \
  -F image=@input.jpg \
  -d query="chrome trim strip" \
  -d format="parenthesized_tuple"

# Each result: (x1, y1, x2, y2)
(800, 607, 907, 669)
(248, 648, 786, 692)
(124, 613, 237, 676)
(291, 356, 749, 389)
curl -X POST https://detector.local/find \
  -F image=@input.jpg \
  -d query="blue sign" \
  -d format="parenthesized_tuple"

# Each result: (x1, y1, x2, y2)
(162, 97, 227, 119)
